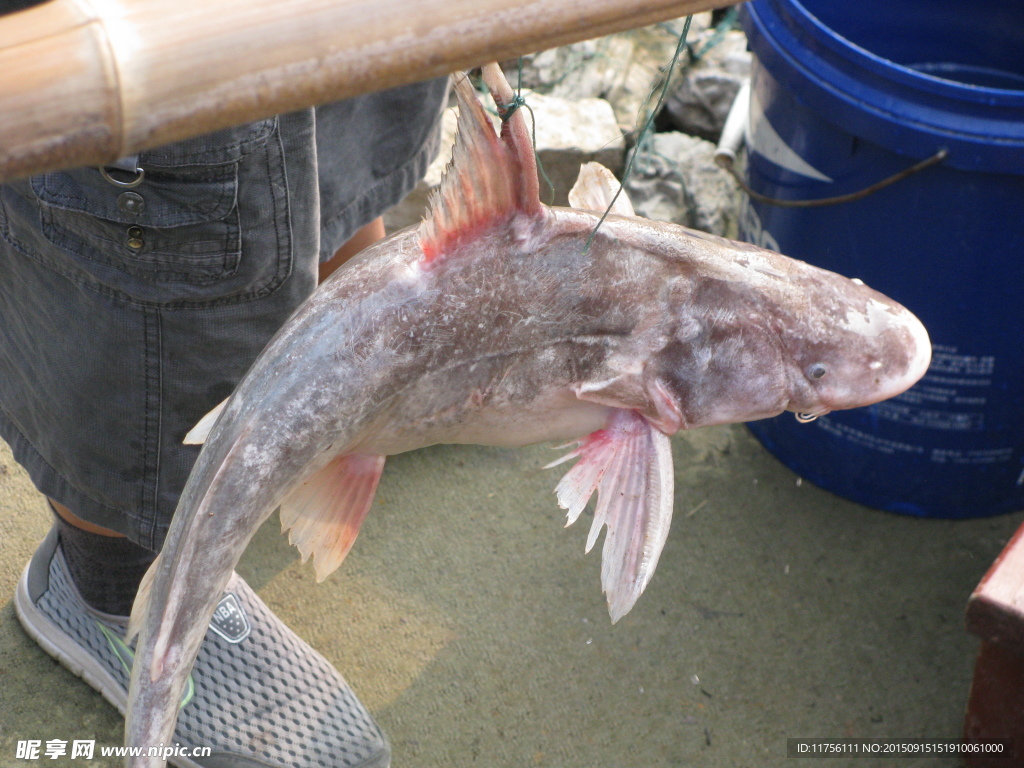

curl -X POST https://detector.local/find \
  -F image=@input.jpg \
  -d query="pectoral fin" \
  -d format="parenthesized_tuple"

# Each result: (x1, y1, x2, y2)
(279, 453, 386, 582)
(575, 376, 684, 435)
(545, 409, 674, 622)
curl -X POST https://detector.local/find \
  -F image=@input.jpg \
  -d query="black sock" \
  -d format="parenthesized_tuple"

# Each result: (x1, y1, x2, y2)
(53, 512, 156, 616)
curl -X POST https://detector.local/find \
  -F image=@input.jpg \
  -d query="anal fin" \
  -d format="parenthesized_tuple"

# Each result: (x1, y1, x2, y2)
(127, 551, 162, 642)
(184, 398, 228, 445)
(545, 409, 674, 623)
(279, 453, 386, 582)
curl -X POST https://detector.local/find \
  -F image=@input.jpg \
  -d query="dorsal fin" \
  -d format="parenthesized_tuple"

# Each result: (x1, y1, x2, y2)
(568, 162, 636, 217)
(418, 66, 543, 264)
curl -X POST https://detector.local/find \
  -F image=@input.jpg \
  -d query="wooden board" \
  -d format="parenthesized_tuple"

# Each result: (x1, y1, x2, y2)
(967, 522, 1024, 652)
(0, 0, 732, 181)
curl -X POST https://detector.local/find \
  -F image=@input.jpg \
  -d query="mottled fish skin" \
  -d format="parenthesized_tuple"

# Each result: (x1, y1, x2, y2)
(124, 66, 930, 766)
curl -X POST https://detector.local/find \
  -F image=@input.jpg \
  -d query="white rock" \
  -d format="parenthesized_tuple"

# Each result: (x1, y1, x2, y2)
(503, 15, 713, 131)
(625, 132, 741, 238)
(666, 29, 752, 141)
(525, 90, 625, 206)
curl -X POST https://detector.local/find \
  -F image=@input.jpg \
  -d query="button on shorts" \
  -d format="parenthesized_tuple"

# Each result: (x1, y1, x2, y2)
(0, 77, 449, 550)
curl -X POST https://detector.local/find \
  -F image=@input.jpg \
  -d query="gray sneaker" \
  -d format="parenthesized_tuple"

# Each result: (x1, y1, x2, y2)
(15, 527, 390, 768)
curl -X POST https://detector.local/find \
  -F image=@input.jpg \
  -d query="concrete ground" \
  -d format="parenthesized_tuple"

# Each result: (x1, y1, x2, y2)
(1, 424, 1021, 768)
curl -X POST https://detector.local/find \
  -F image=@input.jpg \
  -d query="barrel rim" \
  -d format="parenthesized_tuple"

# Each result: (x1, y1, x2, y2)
(770, 0, 1024, 105)
(744, 0, 1024, 173)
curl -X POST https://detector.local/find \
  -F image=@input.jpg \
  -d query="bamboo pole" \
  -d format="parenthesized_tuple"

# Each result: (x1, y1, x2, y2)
(0, 0, 732, 182)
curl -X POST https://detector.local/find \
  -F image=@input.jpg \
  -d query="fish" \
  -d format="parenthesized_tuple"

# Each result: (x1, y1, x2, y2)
(124, 63, 931, 764)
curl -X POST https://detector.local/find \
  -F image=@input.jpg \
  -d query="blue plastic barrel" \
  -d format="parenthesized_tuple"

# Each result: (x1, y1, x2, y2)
(739, 0, 1024, 518)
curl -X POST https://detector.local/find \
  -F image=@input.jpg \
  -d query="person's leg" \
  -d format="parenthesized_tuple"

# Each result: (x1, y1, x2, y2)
(49, 500, 124, 537)
(319, 216, 386, 283)
(50, 501, 155, 616)
(5, 75, 447, 768)
(44, 207, 386, 620)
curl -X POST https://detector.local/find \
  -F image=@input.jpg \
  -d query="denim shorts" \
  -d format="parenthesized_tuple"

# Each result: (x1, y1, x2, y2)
(0, 77, 448, 550)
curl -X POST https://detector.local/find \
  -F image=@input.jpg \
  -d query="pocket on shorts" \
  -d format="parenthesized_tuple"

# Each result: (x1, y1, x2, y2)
(12, 117, 294, 307)
(33, 163, 243, 286)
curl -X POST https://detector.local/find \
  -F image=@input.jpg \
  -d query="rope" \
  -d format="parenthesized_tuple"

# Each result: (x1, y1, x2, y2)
(584, 14, 694, 253)
(689, 6, 740, 61)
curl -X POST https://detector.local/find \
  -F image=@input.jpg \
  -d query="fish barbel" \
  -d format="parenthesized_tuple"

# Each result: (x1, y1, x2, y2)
(125, 64, 930, 764)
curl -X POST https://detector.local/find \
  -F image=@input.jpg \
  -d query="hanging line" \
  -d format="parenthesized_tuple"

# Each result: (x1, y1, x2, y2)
(584, 14, 694, 253)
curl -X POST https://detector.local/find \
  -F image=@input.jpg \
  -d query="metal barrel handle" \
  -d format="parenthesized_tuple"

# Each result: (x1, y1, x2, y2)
(714, 79, 948, 208)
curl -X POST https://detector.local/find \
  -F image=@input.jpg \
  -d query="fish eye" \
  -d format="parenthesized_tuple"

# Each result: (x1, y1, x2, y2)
(807, 363, 828, 380)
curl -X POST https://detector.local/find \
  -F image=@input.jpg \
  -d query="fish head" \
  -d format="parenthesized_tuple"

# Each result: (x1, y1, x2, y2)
(642, 233, 931, 431)
(772, 269, 932, 421)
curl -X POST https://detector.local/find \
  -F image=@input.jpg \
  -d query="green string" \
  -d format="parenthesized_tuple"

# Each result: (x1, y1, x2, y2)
(498, 93, 527, 122)
(521, 102, 557, 205)
(485, 59, 556, 205)
(690, 7, 740, 62)
(496, 58, 528, 122)
(583, 14, 694, 254)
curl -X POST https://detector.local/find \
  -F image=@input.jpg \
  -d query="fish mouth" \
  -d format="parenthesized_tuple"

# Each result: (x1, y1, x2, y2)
(794, 409, 830, 423)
